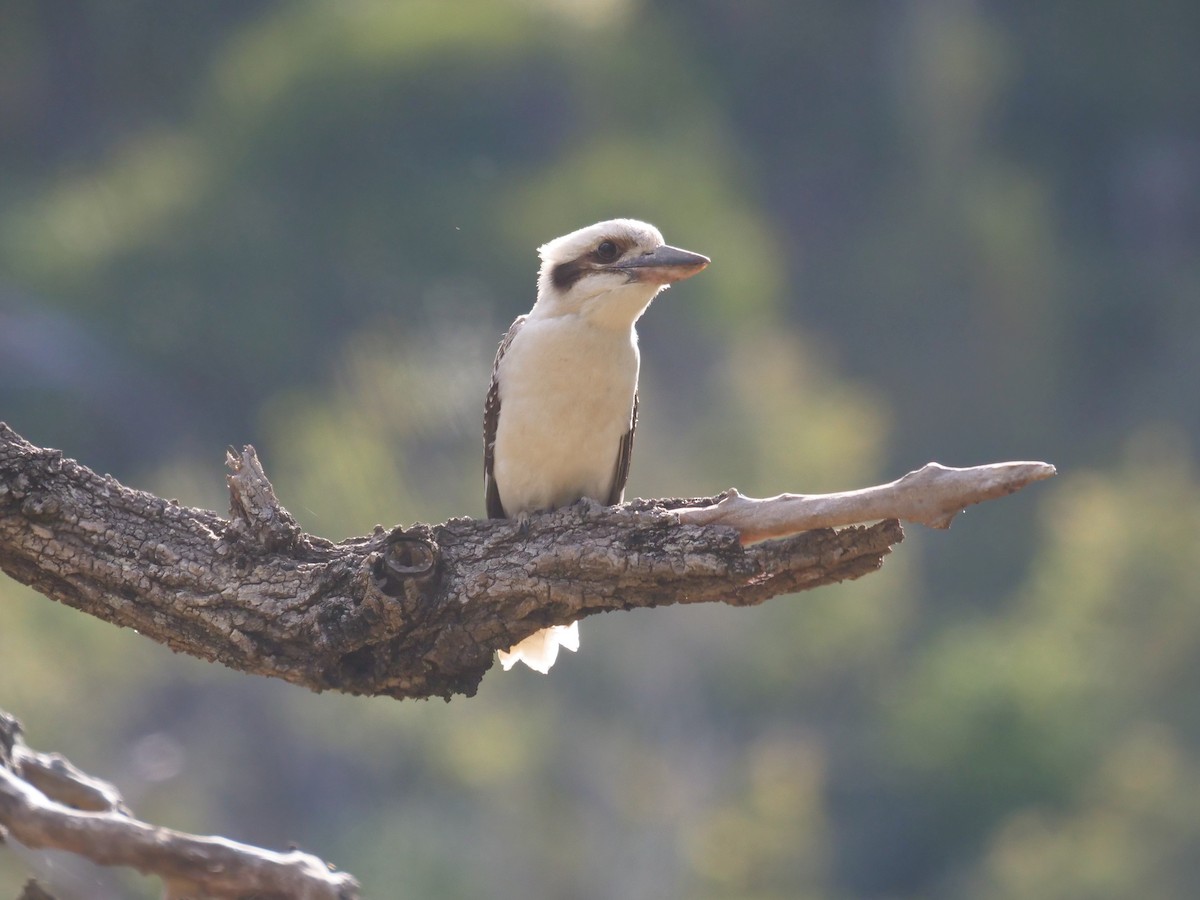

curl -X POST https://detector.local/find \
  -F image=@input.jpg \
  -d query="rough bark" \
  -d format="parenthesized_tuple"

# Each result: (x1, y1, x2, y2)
(0, 710, 358, 900)
(0, 423, 1053, 701)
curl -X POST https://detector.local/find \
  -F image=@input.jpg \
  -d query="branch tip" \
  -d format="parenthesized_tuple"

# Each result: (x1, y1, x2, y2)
(676, 459, 1055, 541)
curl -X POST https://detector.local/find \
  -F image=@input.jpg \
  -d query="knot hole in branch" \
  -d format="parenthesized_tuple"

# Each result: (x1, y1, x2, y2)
(372, 529, 439, 597)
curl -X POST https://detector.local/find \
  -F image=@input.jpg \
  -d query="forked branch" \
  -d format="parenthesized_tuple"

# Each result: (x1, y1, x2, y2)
(0, 423, 1052, 701)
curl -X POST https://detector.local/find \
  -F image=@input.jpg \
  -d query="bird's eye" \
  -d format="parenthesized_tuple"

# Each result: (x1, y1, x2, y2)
(595, 240, 619, 263)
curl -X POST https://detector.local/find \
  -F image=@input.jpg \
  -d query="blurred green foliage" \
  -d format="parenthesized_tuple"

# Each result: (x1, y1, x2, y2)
(2, 2, 1198, 897)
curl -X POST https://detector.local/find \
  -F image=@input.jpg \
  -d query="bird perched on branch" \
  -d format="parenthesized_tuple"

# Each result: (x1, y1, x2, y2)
(484, 218, 710, 672)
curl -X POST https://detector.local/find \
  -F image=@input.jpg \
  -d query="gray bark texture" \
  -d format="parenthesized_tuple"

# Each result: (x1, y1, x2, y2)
(1, 709, 359, 899)
(0, 423, 905, 702)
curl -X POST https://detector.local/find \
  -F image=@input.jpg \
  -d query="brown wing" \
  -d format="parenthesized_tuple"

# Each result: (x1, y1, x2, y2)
(606, 390, 638, 506)
(483, 315, 526, 519)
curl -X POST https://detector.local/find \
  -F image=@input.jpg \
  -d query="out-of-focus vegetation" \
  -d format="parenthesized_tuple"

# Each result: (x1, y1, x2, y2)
(2, 2, 1197, 897)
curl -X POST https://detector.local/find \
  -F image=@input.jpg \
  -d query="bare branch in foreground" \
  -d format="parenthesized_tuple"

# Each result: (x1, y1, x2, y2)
(0, 710, 359, 900)
(0, 423, 1052, 701)
(16, 880, 56, 900)
(673, 460, 1058, 543)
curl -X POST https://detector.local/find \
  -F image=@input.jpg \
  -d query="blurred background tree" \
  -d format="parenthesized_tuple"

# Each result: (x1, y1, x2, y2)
(1, 1, 1197, 897)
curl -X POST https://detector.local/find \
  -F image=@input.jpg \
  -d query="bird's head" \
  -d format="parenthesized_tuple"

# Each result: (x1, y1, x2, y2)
(533, 219, 709, 329)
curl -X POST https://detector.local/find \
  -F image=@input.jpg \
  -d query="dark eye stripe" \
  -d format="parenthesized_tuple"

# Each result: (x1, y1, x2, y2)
(551, 258, 588, 291)
(550, 236, 638, 291)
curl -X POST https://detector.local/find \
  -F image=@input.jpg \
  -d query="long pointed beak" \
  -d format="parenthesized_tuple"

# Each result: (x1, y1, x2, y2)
(615, 244, 710, 285)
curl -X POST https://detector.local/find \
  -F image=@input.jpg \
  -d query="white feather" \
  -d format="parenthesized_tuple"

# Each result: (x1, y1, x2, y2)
(492, 315, 639, 513)
(496, 622, 580, 674)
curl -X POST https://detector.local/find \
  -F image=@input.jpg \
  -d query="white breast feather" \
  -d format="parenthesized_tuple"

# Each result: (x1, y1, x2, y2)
(492, 315, 639, 516)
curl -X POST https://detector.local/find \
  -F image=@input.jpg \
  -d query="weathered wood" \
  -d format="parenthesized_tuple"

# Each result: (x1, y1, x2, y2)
(674, 460, 1057, 541)
(0, 710, 359, 900)
(0, 423, 1053, 701)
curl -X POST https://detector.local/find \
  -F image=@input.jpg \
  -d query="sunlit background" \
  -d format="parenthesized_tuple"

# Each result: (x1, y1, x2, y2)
(2, 2, 1199, 897)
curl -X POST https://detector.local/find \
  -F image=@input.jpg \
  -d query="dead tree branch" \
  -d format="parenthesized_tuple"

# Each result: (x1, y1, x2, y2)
(675, 460, 1057, 542)
(0, 710, 358, 900)
(0, 423, 1052, 702)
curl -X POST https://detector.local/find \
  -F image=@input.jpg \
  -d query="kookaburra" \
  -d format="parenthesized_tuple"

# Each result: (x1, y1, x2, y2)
(484, 218, 709, 673)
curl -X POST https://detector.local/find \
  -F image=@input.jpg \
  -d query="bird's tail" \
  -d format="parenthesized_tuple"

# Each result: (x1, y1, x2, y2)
(497, 622, 580, 674)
